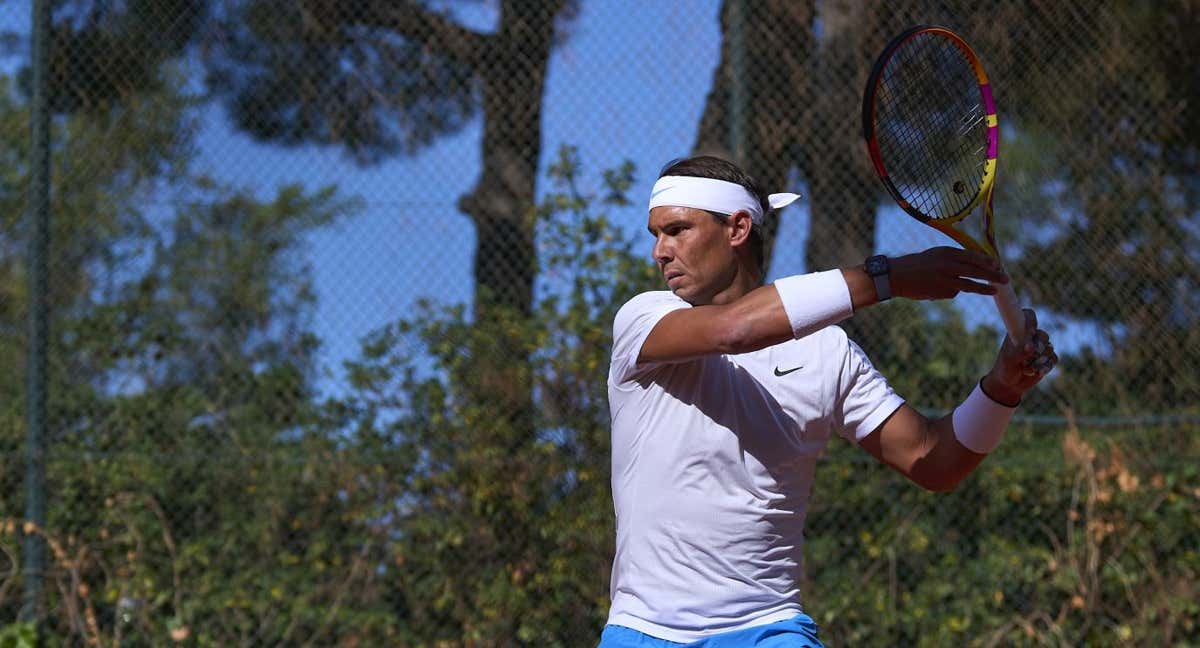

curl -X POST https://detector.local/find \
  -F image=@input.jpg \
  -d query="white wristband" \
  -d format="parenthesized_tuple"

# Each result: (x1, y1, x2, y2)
(952, 382, 1017, 454)
(773, 270, 854, 339)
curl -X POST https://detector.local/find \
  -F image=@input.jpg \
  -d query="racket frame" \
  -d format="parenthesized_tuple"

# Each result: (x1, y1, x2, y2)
(862, 25, 1026, 343)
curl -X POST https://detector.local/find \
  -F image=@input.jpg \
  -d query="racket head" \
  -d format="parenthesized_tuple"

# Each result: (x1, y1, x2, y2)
(862, 25, 999, 245)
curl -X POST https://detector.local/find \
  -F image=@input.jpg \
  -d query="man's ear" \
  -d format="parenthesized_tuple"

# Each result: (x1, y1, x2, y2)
(728, 210, 755, 246)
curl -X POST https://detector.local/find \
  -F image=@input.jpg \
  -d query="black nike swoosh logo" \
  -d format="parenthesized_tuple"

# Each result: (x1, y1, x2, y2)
(774, 366, 803, 377)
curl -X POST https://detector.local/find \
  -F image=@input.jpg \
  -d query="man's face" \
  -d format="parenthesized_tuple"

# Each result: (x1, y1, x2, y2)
(647, 206, 738, 305)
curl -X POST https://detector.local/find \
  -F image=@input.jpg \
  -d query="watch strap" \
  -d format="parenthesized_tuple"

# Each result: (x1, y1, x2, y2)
(865, 254, 891, 302)
(872, 273, 891, 301)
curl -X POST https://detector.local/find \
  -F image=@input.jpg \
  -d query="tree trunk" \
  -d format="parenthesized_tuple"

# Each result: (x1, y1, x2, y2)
(693, 0, 815, 275)
(804, 0, 878, 274)
(461, 0, 560, 318)
(693, 0, 880, 277)
(806, 3, 911, 351)
(457, 0, 563, 429)
(695, 1, 907, 350)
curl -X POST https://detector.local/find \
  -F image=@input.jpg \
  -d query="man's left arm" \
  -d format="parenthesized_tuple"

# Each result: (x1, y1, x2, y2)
(858, 309, 1058, 492)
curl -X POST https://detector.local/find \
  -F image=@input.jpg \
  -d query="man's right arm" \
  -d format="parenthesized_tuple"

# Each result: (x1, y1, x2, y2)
(636, 282, 797, 364)
(639, 247, 1009, 364)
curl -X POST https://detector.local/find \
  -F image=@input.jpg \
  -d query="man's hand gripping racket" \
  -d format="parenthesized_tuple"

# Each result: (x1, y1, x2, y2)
(862, 25, 1054, 377)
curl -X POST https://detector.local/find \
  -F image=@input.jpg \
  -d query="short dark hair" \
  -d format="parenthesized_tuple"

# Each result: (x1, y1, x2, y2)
(658, 156, 768, 275)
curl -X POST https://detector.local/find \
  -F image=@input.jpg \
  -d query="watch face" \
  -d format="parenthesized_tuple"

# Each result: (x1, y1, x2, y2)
(866, 256, 888, 276)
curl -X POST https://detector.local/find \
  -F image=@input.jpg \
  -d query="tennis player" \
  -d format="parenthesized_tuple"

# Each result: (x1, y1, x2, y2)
(600, 156, 1057, 647)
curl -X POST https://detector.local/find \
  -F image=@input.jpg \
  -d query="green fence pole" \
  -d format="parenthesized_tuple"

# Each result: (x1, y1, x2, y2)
(727, 0, 747, 164)
(21, 0, 51, 628)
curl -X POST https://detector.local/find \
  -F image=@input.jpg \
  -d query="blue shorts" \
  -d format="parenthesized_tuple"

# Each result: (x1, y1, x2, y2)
(597, 614, 824, 648)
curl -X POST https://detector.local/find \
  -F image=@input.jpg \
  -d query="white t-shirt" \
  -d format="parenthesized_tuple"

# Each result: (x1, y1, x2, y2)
(606, 290, 904, 643)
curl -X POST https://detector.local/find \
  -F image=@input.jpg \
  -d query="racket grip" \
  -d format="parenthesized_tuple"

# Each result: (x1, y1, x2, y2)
(992, 281, 1026, 345)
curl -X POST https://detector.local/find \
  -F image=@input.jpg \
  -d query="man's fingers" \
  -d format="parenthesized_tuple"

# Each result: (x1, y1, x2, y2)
(946, 254, 1008, 284)
(953, 278, 998, 296)
(1033, 330, 1051, 355)
(1021, 329, 1058, 378)
(1034, 351, 1058, 376)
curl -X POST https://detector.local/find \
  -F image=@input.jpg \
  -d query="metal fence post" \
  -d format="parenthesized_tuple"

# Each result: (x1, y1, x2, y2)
(20, 0, 52, 628)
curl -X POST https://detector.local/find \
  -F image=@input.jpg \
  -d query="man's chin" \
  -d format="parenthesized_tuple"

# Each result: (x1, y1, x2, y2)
(668, 284, 704, 306)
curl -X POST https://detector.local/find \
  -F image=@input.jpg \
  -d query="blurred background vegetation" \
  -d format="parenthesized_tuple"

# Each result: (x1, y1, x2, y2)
(0, 0, 1196, 645)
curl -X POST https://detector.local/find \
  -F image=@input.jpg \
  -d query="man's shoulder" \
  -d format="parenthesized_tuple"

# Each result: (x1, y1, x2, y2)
(608, 291, 691, 384)
(613, 291, 689, 326)
(618, 290, 687, 310)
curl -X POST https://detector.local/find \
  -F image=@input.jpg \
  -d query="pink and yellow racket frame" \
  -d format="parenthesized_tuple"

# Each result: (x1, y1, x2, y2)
(863, 25, 1001, 258)
(863, 25, 1027, 344)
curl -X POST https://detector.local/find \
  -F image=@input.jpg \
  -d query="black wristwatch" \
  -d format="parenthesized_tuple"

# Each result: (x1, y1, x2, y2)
(864, 254, 892, 302)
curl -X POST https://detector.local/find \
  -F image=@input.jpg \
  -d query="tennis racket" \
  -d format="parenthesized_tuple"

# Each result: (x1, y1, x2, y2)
(862, 25, 1026, 345)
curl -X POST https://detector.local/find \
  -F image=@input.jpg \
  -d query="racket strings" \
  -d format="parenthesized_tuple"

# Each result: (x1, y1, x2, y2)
(884, 43, 981, 217)
(873, 34, 990, 220)
(889, 44, 983, 217)
(882, 41, 981, 215)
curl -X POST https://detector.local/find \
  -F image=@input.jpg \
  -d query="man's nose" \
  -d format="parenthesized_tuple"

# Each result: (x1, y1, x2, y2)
(653, 234, 673, 264)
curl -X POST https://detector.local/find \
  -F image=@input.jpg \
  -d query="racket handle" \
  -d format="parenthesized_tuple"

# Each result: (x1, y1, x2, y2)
(992, 281, 1026, 345)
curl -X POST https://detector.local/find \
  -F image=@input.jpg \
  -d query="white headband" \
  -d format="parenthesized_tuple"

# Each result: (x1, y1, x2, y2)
(648, 175, 801, 225)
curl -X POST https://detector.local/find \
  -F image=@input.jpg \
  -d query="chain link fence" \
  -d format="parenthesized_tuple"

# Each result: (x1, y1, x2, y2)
(0, 0, 1196, 645)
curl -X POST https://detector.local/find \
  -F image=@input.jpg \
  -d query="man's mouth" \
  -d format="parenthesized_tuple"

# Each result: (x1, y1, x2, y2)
(664, 269, 684, 284)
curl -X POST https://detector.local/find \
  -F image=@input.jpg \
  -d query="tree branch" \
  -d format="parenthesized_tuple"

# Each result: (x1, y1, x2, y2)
(357, 0, 489, 69)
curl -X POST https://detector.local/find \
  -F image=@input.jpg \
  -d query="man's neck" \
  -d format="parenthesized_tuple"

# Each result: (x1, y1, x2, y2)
(708, 261, 763, 306)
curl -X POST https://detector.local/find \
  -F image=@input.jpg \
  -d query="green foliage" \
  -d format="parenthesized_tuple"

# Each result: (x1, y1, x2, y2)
(339, 146, 657, 645)
(205, 0, 479, 163)
(806, 421, 1199, 647)
(849, 300, 1003, 411)
(24, 0, 205, 114)
(31, 181, 378, 645)
(0, 623, 35, 648)
(988, 3, 1200, 413)
(0, 69, 381, 644)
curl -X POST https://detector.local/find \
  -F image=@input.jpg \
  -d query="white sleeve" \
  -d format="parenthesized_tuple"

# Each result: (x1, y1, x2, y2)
(609, 291, 691, 384)
(833, 337, 905, 442)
